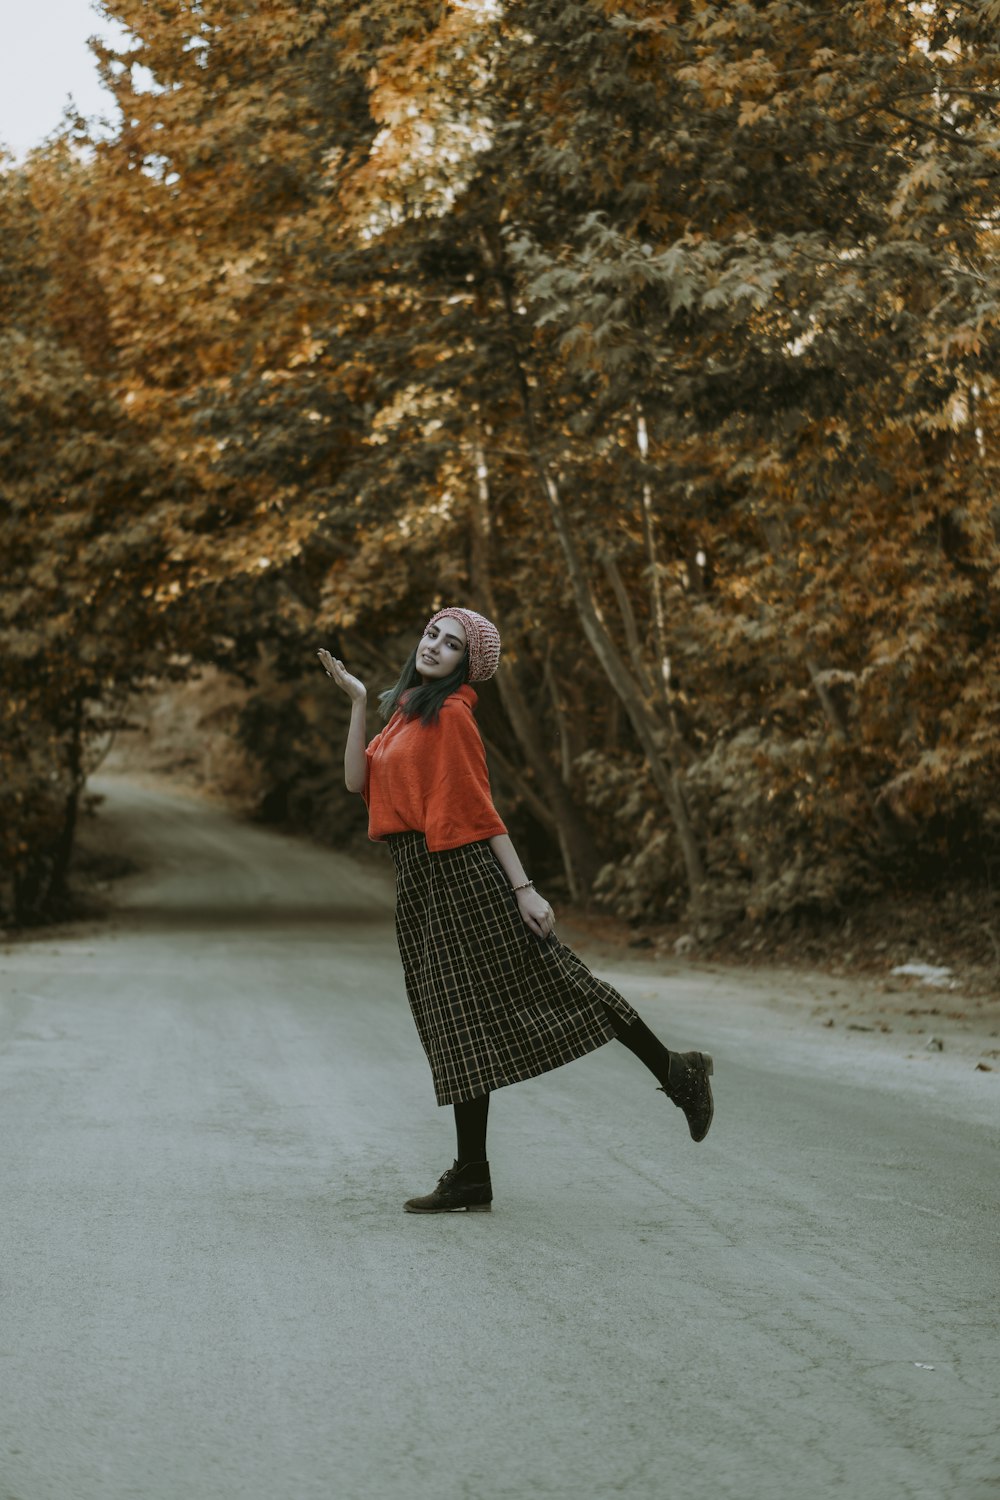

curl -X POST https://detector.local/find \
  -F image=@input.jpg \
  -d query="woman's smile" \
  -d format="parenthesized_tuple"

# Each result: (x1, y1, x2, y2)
(416, 618, 468, 680)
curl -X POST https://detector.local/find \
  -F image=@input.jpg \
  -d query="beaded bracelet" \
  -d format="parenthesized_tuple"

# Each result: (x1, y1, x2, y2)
(511, 879, 534, 893)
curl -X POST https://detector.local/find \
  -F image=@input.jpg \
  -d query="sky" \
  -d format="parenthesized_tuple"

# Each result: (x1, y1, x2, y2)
(0, 1, 129, 159)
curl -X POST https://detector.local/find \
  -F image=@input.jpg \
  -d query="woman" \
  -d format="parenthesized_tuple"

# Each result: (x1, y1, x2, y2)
(318, 606, 714, 1214)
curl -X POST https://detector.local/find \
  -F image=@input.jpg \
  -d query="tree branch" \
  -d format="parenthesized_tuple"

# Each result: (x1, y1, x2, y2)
(879, 103, 981, 148)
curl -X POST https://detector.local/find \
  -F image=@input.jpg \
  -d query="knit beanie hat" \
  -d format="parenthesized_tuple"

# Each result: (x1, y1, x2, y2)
(427, 606, 502, 683)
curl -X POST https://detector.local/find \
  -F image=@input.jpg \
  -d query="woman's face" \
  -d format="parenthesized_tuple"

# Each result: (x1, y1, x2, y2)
(416, 617, 467, 682)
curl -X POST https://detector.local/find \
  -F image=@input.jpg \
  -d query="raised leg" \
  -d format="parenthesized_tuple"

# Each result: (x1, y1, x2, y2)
(601, 1004, 715, 1142)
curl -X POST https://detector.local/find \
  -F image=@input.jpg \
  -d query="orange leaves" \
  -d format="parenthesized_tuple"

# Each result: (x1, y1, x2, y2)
(888, 153, 953, 220)
(4, 0, 1000, 926)
(810, 72, 837, 104)
(737, 101, 770, 129)
(937, 326, 985, 361)
(601, 0, 678, 21)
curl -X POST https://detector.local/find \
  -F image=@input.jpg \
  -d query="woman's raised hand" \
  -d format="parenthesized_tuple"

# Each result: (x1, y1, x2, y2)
(317, 649, 367, 702)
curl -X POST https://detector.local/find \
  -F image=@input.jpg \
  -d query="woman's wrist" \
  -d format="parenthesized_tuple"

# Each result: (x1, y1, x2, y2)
(511, 879, 534, 893)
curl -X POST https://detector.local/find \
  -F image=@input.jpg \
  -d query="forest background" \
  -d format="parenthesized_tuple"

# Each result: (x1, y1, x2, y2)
(2, 0, 999, 971)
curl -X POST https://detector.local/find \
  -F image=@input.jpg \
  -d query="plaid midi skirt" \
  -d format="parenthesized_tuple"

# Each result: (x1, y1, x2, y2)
(387, 832, 640, 1105)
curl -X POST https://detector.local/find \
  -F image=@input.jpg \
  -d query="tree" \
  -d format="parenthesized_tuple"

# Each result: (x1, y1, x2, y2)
(0, 147, 181, 921)
(5, 0, 998, 931)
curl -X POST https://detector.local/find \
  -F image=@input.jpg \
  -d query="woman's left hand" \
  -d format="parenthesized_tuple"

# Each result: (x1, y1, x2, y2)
(516, 886, 556, 940)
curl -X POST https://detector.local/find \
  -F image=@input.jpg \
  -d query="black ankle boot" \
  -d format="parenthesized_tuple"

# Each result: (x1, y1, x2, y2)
(660, 1052, 715, 1142)
(404, 1160, 493, 1214)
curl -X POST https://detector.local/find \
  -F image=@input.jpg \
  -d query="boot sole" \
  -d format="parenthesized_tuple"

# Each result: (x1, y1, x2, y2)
(403, 1202, 492, 1214)
(694, 1053, 714, 1142)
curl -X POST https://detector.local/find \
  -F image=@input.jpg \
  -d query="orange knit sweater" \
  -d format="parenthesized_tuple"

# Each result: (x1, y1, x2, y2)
(363, 684, 508, 851)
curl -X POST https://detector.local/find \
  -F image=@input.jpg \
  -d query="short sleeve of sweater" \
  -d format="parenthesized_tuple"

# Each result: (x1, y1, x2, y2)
(422, 697, 507, 850)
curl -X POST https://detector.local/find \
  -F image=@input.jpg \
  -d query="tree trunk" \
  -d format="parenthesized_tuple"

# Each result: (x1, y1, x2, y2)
(760, 516, 908, 845)
(600, 549, 657, 701)
(535, 456, 706, 909)
(13, 859, 49, 927)
(542, 645, 577, 785)
(479, 240, 707, 912)
(635, 404, 673, 717)
(46, 692, 86, 909)
(467, 433, 603, 900)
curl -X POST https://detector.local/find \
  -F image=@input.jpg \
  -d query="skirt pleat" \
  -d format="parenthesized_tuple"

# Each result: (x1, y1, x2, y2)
(387, 832, 640, 1105)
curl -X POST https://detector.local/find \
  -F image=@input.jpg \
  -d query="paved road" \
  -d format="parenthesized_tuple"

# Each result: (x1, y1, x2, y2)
(1, 779, 998, 1500)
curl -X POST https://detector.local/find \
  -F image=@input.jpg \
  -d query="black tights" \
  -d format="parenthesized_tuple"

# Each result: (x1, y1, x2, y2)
(599, 1003, 673, 1090)
(452, 1006, 672, 1164)
(454, 1093, 490, 1167)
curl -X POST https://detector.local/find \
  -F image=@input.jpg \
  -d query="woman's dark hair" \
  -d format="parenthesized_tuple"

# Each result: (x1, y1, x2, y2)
(378, 645, 470, 726)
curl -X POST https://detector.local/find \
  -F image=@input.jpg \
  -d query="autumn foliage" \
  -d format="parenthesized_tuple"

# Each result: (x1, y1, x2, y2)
(2, 0, 999, 932)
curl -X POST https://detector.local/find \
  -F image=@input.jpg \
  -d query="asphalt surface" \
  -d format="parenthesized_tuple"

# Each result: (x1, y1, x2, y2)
(1, 777, 998, 1500)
